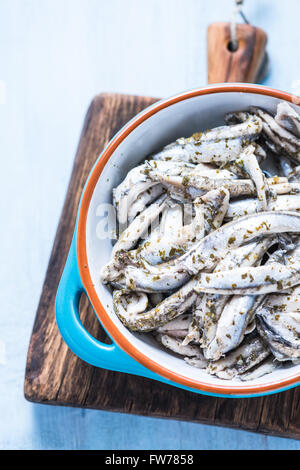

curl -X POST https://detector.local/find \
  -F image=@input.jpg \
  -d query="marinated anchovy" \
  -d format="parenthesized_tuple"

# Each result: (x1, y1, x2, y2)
(114, 160, 194, 226)
(123, 260, 191, 293)
(161, 177, 298, 204)
(113, 278, 197, 332)
(275, 102, 300, 138)
(127, 183, 165, 224)
(152, 115, 262, 164)
(145, 159, 238, 180)
(138, 198, 199, 265)
(113, 290, 149, 318)
(145, 160, 286, 199)
(239, 357, 281, 381)
(182, 296, 207, 345)
(113, 164, 153, 225)
(254, 243, 300, 360)
(256, 314, 300, 361)
(256, 283, 300, 361)
(118, 211, 300, 292)
(204, 295, 257, 360)
(139, 188, 230, 265)
(194, 263, 300, 296)
(235, 145, 269, 211)
(101, 100, 300, 381)
(157, 314, 191, 338)
(207, 334, 270, 379)
(111, 193, 168, 256)
(184, 293, 229, 347)
(155, 333, 204, 358)
(198, 188, 230, 232)
(226, 194, 300, 219)
(184, 356, 208, 369)
(250, 107, 300, 162)
(262, 284, 300, 314)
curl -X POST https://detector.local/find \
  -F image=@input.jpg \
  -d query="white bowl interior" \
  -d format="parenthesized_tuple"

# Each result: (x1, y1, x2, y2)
(86, 90, 300, 390)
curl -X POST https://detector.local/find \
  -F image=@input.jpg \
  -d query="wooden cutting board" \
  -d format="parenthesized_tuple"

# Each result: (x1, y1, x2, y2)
(24, 93, 300, 440)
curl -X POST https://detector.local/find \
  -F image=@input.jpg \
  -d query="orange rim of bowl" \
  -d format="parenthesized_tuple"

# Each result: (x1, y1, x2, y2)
(77, 84, 300, 395)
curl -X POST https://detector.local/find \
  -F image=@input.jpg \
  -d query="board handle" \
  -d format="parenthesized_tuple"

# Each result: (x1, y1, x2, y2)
(55, 235, 149, 375)
(207, 22, 267, 84)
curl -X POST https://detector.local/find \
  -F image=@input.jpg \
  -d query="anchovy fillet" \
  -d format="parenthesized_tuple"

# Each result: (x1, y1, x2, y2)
(157, 314, 191, 338)
(113, 278, 197, 332)
(235, 145, 269, 211)
(155, 333, 204, 359)
(111, 193, 168, 256)
(275, 102, 300, 138)
(226, 194, 300, 219)
(207, 334, 270, 379)
(145, 161, 287, 199)
(251, 107, 300, 162)
(139, 188, 229, 265)
(239, 357, 281, 381)
(152, 115, 262, 164)
(119, 212, 300, 292)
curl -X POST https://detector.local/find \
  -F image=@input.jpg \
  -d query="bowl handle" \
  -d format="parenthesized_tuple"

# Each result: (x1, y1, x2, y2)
(55, 235, 154, 376)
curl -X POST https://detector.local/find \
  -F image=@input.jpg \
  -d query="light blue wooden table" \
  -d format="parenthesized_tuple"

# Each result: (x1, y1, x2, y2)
(1, 0, 300, 450)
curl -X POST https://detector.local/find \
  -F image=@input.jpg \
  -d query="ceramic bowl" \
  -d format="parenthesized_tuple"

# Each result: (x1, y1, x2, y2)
(56, 83, 300, 397)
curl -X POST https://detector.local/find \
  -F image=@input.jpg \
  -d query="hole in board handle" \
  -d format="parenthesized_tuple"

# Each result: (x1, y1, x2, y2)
(227, 40, 239, 52)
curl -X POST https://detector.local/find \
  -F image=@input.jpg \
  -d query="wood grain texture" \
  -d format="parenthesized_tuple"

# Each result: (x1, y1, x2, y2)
(207, 22, 267, 84)
(24, 93, 300, 440)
